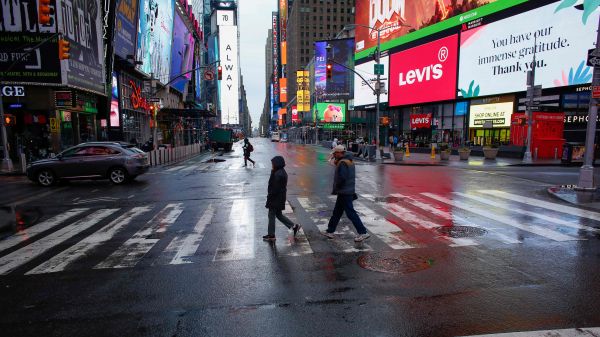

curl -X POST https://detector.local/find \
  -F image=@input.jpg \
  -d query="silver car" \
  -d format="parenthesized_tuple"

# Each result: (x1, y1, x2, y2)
(26, 142, 150, 186)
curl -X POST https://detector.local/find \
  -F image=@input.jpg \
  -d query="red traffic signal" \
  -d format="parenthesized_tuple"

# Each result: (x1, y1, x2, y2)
(326, 63, 332, 79)
(217, 65, 223, 80)
(58, 39, 70, 60)
(4, 114, 15, 127)
(38, 0, 53, 26)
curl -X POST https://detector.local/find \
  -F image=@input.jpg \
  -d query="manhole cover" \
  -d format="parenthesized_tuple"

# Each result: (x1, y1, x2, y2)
(437, 226, 487, 238)
(204, 159, 226, 163)
(357, 252, 434, 274)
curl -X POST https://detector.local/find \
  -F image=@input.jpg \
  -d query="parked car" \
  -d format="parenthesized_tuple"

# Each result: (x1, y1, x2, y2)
(26, 142, 150, 186)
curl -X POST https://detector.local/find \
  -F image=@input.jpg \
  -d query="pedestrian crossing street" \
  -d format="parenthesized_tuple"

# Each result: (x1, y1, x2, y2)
(1, 190, 599, 276)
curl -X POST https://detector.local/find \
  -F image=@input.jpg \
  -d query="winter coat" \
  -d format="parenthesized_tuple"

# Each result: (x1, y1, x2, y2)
(332, 152, 356, 195)
(266, 156, 287, 210)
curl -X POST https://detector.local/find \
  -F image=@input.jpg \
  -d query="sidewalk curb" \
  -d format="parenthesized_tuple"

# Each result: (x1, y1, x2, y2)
(161, 150, 214, 168)
(546, 185, 600, 210)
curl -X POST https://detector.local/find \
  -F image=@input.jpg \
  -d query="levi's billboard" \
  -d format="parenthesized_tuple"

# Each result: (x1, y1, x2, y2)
(389, 34, 458, 106)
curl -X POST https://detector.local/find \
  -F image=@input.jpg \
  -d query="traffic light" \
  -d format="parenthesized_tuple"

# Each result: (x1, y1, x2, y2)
(58, 39, 70, 60)
(150, 105, 156, 115)
(38, 0, 53, 26)
(217, 65, 222, 80)
(326, 63, 332, 79)
(4, 114, 15, 127)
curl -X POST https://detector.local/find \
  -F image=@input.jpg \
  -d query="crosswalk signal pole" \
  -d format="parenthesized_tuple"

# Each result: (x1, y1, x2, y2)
(578, 15, 600, 189)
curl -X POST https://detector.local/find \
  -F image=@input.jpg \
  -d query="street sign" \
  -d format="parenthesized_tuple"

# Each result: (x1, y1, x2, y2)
(147, 98, 161, 103)
(593, 86, 600, 99)
(374, 64, 384, 75)
(49, 118, 59, 133)
(590, 48, 600, 57)
(526, 85, 542, 98)
(204, 69, 215, 81)
(587, 49, 600, 67)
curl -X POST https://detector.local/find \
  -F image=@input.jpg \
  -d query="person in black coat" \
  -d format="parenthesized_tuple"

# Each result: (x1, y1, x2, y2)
(263, 156, 301, 241)
(242, 138, 255, 167)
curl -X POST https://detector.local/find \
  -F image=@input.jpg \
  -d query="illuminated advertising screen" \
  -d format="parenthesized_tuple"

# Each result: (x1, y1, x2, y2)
(458, 1, 599, 98)
(110, 72, 120, 127)
(136, 0, 175, 84)
(389, 35, 458, 106)
(170, 12, 195, 93)
(314, 102, 346, 122)
(114, 0, 140, 59)
(354, 0, 498, 54)
(314, 39, 355, 100)
(279, 78, 287, 102)
(291, 106, 299, 122)
(354, 56, 389, 107)
(469, 102, 514, 128)
(219, 25, 240, 125)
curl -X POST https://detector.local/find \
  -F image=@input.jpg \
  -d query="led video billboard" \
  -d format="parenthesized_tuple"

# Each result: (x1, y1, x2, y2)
(314, 38, 355, 100)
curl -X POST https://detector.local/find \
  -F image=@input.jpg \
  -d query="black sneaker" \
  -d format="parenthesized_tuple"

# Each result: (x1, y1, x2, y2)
(292, 224, 301, 237)
(262, 235, 276, 241)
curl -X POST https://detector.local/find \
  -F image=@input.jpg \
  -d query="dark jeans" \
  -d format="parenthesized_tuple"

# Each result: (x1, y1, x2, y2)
(244, 153, 255, 166)
(268, 208, 295, 235)
(327, 194, 367, 234)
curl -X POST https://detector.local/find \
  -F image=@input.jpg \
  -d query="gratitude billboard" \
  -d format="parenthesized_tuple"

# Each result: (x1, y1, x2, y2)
(389, 35, 458, 106)
(458, 1, 599, 98)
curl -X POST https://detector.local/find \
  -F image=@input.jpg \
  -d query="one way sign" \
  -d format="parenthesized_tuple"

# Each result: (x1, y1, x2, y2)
(587, 49, 600, 67)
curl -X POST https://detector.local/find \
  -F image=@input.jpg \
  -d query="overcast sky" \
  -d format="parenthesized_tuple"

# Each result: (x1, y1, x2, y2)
(239, 0, 276, 129)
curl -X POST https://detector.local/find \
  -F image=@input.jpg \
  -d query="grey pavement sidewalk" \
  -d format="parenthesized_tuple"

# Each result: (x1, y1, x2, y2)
(381, 152, 564, 167)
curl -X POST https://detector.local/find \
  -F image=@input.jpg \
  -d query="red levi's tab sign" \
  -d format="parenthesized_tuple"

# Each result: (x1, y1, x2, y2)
(389, 34, 458, 106)
(410, 113, 432, 129)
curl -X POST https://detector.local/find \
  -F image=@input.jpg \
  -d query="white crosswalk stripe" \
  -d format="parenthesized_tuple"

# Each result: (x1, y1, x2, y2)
(95, 204, 184, 269)
(481, 190, 600, 222)
(214, 199, 255, 261)
(0, 208, 89, 252)
(0, 209, 118, 275)
(422, 193, 583, 242)
(457, 327, 600, 337)
(160, 204, 215, 265)
(1, 190, 599, 276)
(26, 207, 152, 274)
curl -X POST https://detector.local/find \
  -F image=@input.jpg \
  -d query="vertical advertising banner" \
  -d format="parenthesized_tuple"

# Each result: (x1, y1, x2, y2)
(389, 34, 458, 106)
(279, 78, 287, 102)
(216, 10, 234, 26)
(170, 12, 195, 93)
(0, 0, 61, 83)
(219, 25, 240, 125)
(272, 12, 280, 102)
(114, 0, 140, 59)
(279, 0, 287, 41)
(314, 39, 355, 99)
(136, 0, 175, 84)
(354, 0, 498, 53)
(110, 72, 121, 127)
(56, 0, 105, 94)
(458, 1, 600, 98)
(291, 106, 299, 122)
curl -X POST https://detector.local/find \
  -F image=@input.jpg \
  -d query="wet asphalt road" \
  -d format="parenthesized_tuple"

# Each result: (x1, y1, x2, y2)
(0, 138, 599, 337)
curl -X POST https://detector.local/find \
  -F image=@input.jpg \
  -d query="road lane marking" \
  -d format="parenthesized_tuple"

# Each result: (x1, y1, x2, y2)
(0, 208, 89, 253)
(422, 193, 581, 242)
(283, 200, 293, 214)
(456, 192, 600, 233)
(297, 197, 371, 253)
(180, 166, 195, 172)
(10, 187, 68, 206)
(481, 190, 600, 223)
(214, 199, 255, 261)
(0, 209, 118, 275)
(391, 193, 521, 245)
(352, 201, 414, 250)
(95, 204, 184, 269)
(158, 204, 215, 265)
(26, 207, 152, 274)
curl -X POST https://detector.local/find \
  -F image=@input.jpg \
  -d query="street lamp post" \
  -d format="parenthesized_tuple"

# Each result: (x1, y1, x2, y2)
(578, 16, 600, 189)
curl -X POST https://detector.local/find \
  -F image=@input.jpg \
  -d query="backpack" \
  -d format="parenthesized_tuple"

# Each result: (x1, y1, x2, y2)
(248, 144, 254, 152)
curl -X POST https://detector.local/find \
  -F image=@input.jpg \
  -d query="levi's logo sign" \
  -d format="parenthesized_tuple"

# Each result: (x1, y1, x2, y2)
(398, 46, 449, 86)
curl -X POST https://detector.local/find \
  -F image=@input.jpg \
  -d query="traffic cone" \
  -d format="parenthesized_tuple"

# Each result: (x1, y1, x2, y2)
(430, 144, 436, 159)
(405, 143, 410, 158)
